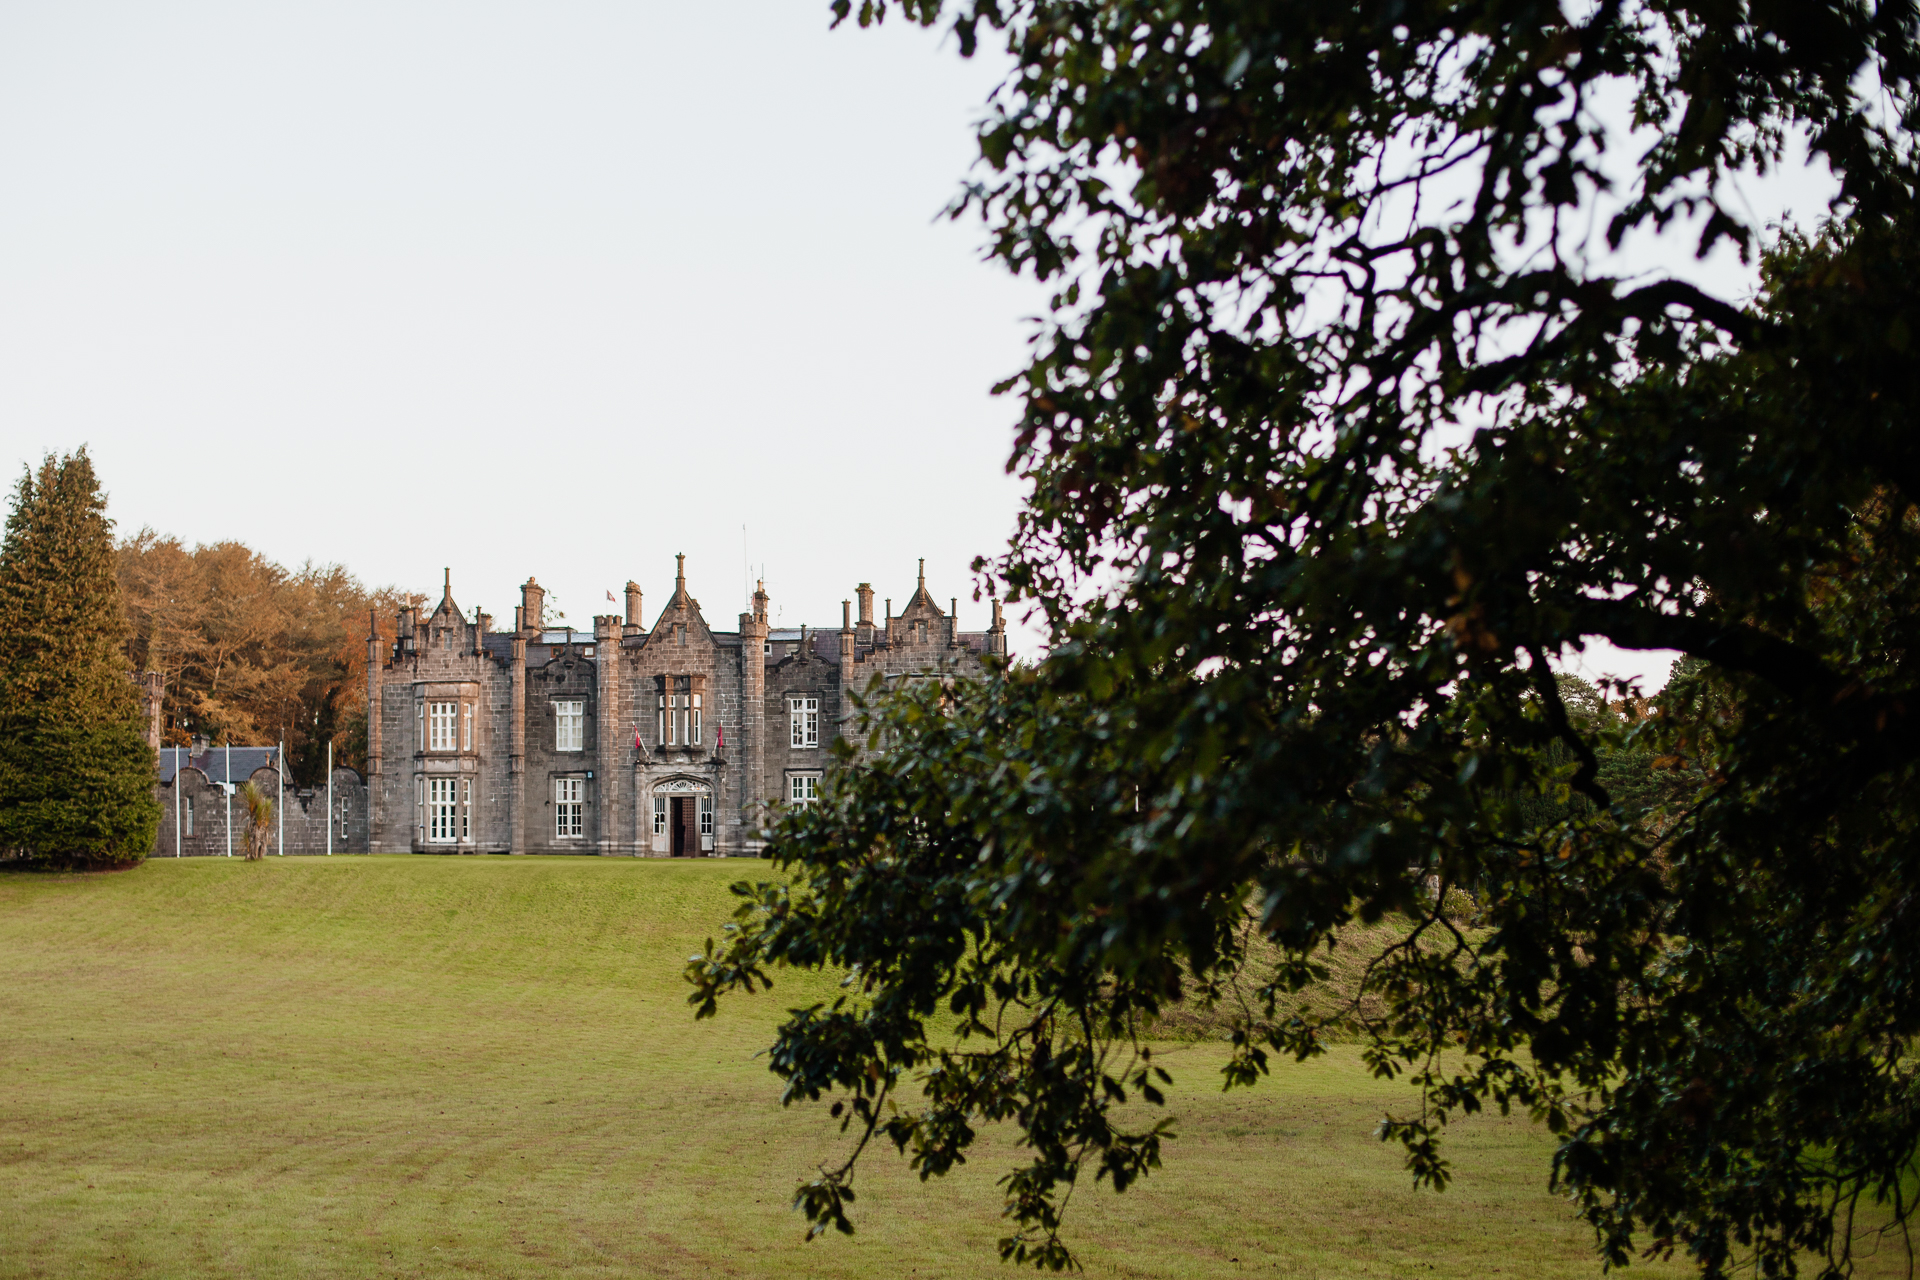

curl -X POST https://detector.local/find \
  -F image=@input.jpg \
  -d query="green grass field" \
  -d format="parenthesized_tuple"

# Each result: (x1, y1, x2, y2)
(0, 855, 1833, 1279)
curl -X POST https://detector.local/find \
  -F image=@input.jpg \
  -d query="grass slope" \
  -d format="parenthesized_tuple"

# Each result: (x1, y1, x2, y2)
(0, 857, 1756, 1278)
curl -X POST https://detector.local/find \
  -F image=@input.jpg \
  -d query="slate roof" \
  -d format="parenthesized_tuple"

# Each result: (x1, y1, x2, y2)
(157, 746, 281, 785)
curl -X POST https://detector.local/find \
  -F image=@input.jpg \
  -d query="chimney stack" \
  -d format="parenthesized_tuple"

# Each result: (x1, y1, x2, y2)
(521, 578, 545, 635)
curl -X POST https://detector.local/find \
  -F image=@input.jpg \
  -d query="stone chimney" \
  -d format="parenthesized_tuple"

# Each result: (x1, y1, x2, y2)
(625, 581, 644, 632)
(521, 578, 545, 635)
(855, 583, 874, 626)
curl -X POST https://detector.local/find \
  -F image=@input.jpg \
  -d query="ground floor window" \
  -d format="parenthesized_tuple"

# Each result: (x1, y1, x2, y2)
(699, 794, 714, 837)
(185, 796, 195, 836)
(556, 778, 583, 838)
(652, 796, 667, 837)
(788, 774, 820, 806)
(429, 778, 457, 843)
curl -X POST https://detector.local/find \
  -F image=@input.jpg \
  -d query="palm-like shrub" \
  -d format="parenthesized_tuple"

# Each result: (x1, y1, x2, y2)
(238, 781, 273, 862)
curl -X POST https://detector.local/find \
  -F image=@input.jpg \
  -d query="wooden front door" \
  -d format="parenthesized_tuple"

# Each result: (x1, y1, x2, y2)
(671, 796, 695, 856)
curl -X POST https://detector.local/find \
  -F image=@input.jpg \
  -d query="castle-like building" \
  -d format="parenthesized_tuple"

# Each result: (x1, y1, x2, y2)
(365, 558, 1005, 856)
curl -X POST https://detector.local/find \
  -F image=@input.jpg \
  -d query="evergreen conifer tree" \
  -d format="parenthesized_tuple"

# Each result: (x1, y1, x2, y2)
(0, 449, 159, 866)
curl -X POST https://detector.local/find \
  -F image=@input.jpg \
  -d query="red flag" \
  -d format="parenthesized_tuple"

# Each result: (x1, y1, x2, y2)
(633, 727, 642, 750)
(716, 724, 724, 750)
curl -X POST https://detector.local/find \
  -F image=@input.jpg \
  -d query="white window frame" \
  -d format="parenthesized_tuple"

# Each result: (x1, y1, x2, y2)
(428, 777, 457, 844)
(185, 795, 195, 836)
(789, 696, 819, 749)
(429, 702, 457, 752)
(462, 703, 473, 751)
(461, 778, 471, 841)
(699, 795, 714, 838)
(555, 777, 583, 838)
(690, 692, 703, 746)
(555, 700, 584, 753)
(652, 796, 668, 838)
(788, 774, 820, 806)
(337, 793, 349, 841)
(416, 701, 425, 751)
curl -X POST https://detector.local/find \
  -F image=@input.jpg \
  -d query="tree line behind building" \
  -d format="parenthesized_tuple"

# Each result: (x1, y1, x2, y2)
(115, 529, 407, 786)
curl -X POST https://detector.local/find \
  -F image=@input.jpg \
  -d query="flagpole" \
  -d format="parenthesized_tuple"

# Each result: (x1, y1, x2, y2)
(326, 739, 333, 856)
(224, 739, 232, 858)
(277, 738, 284, 855)
(174, 745, 182, 857)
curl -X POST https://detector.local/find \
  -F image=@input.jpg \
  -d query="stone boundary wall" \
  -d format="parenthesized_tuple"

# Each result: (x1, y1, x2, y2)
(151, 767, 370, 858)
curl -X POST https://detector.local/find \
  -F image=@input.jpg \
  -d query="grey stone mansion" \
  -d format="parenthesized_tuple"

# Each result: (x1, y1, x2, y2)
(362, 558, 1005, 856)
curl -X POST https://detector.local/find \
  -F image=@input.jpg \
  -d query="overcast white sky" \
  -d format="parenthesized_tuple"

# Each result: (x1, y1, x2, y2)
(0, 1, 1037, 643)
(0, 3, 1840, 689)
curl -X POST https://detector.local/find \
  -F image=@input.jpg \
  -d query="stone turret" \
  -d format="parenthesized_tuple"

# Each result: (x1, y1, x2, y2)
(594, 613, 623, 854)
(509, 605, 527, 852)
(740, 578, 770, 852)
(366, 609, 385, 848)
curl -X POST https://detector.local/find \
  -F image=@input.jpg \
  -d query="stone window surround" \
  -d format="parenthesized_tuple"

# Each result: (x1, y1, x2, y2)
(545, 693, 591, 754)
(785, 770, 823, 806)
(788, 693, 820, 749)
(413, 681, 483, 756)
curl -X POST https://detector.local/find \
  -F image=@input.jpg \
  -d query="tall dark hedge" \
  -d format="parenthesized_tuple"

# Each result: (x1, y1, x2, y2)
(0, 450, 159, 866)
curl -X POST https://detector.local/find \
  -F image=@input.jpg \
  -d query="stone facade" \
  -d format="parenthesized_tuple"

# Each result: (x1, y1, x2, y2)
(367, 559, 1006, 856)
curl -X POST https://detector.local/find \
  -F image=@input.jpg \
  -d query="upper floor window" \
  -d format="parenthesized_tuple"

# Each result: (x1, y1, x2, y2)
(429, 702, 457, 751)
(789, 696, 819, 749)
(555, 699, 584, 752)
(463, 703, 473, 751)
(656, 676, 704, 746)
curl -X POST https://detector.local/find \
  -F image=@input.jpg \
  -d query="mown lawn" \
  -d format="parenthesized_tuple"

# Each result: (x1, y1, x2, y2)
(0, 856, 1803, 1278)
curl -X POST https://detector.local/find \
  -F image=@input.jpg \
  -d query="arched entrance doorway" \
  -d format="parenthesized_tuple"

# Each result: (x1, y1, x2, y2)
(647, 776, 713, 856)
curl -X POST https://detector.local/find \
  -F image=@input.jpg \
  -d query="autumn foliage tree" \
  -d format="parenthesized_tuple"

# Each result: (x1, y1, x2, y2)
(116, 531, 403, 783)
